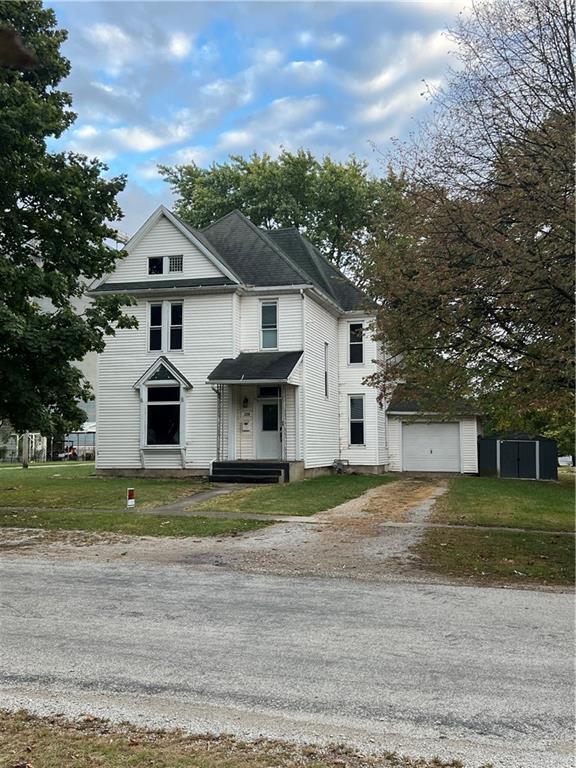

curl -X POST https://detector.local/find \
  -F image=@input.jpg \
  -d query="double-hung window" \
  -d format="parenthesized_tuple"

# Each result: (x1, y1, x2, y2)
(349, 395, 365, 445)
(261, 301, 278, 349)
(149, 304, 163, 351)
(349, 323, 364, 364)
(146, 385, 180, 445)
(169, 303, 183, 350)
(149, 301, 183, 352)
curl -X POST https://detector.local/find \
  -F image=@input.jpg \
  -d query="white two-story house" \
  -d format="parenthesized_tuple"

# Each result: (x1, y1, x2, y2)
(89, 206, 479, 481)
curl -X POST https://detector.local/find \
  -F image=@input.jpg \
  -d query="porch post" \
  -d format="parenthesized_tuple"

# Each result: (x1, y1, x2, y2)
(281, 384, 287, 461)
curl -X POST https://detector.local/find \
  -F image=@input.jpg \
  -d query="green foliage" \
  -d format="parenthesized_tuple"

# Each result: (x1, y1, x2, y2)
(0, 2, 135, 435)
(160, 149, 385, 271)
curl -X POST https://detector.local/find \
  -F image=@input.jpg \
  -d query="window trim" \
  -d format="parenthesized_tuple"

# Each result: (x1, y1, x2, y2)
(349, 394, 366, 447)
(348, 321, 364, 366)
(260, 299, 278, 350)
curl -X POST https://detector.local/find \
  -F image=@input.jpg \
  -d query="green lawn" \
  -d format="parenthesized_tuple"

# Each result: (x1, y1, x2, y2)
(415, 527, 574, 586)
(195, 474, 394, 516)
(0, 462, 204, 511)
(0, 507, 269, 538)
(431, 476, 575, 531)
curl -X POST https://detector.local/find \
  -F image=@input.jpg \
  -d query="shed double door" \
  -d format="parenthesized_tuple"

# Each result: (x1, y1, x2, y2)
(500, 441, 537, 479)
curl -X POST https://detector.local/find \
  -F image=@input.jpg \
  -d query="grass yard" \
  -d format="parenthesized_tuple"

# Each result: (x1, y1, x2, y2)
(0, 507, 269, 537)
(416, 475, 575, 585)
(415, 528, 574, 586)
(196, 473, 395, 516)
(0, 710, 467, 768)
(430, 476, 575, 531)
(0, 462, 204, 511)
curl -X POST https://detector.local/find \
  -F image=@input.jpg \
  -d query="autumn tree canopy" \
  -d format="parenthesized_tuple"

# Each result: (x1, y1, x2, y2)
(363, 0, 575, 445)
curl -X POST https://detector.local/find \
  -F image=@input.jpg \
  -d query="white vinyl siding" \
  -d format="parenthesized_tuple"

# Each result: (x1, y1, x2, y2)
(302, 295, 339, 468)
(338, 314, 380, 466)
(97, 294, 236, 470)
(108, 215, 224, 283)
(240, 293, 302, 352)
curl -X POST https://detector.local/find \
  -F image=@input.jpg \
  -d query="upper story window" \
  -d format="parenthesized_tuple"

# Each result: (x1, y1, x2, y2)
(170, 303, 183, 351)
(149, 304, 162, 350)
(169, 255, 183, 273)
(149, 301, 183, 352)
(349, 322, 364, 364)
(148, 257, 163, 275)
(261, 301, 278, 349)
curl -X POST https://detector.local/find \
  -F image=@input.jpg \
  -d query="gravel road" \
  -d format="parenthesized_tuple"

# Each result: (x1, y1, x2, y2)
(0, 556, 573, 768)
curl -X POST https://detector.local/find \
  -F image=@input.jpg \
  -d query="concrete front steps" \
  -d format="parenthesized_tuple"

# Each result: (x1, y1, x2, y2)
(209, 461, 292, 484)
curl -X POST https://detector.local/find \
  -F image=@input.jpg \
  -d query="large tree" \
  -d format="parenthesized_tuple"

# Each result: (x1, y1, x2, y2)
(0, 2, 134, 436)
(364, 0, 574, 442)
(160, 149, 384, 272)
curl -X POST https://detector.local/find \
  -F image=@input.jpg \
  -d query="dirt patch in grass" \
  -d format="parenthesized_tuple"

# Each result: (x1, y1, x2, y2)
(414, 527, 575, 586)
(194, 474, 395, 517)
(0, 710, 469, 768)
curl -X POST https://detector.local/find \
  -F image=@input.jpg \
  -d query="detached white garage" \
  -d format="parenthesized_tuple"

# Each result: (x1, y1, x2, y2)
(385, 385, 480, 474)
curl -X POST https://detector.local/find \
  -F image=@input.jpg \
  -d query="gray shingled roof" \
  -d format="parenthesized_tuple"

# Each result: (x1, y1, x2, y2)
(207, 351, 303, 383)
(200, 211, 308, 287)
(265, 228, 367, 311)
(388, 384, 480, 415)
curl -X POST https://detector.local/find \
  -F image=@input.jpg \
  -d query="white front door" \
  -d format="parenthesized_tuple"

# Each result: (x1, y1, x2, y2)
(257, 400, 282, 459)
(402, 422, 461, 472)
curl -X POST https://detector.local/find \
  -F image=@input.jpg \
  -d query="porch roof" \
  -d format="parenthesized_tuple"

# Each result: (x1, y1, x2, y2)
(207, 351, 303, 384)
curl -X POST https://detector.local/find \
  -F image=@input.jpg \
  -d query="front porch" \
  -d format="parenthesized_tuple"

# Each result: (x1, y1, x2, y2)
(208, 351, 303, 475)
(209, 459, 304, 484)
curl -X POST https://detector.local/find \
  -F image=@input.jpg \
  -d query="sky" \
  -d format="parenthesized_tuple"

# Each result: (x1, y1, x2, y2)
(49, 0, 469, 236)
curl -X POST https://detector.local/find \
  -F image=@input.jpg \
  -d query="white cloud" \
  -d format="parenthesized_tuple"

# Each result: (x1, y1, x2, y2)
(168, 32, 192, 59)
(298, 31, 346, 50)
(86, 23, 139, 77)
(75, 125, 99, 139)
(358, 79, 441, 124)
(352, 31, 451, 96)
(110, 122, 192, 153)
(285, 59, 327, 81)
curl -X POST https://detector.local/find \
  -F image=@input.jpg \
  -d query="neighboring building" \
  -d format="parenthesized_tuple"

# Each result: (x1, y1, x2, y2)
(88, 206, 480, 480)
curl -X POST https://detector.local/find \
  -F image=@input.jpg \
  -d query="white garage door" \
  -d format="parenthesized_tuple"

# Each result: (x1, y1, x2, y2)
(402, 422, 461, 472)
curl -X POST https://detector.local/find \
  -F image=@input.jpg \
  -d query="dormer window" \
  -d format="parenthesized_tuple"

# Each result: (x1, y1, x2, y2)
(148, 257, 163, 275)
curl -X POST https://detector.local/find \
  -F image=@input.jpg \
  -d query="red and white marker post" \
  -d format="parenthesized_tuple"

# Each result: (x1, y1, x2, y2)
(126, 487, 135, 508)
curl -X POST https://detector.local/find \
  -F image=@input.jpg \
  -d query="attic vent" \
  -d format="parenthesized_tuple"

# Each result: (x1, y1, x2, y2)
(169, 255, 183, 272)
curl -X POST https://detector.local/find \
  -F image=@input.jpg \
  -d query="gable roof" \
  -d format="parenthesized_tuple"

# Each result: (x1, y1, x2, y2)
(94, 205, 369, 313)
(133, 356, 193, 389)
